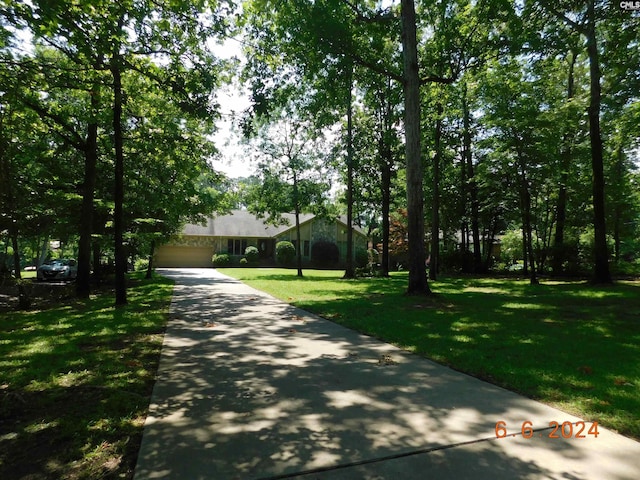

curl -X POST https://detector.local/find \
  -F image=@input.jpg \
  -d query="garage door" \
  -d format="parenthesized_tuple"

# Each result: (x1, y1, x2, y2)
(154, 246, 214, 268)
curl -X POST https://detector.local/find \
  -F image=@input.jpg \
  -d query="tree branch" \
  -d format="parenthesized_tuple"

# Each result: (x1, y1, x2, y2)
(21, 97, 86, 150)
(342, 0, 397, 24)
(420, 73, 457, 85)
(538, 2, 586, 34)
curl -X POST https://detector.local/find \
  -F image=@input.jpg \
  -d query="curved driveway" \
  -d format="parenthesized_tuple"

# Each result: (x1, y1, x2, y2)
(134, 268, 640, 479)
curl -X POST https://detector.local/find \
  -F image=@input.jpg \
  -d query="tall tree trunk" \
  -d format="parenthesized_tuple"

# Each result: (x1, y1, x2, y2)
(77, 83, 100, 298)
(462, 84, 482, 273)
(294, 208, 303, 277)
(460, 157, 469, 273)
(524, 203, 538, 285)
(292, 170, 303, 278)
(401, 0, 430, 295)
(552, 52, 576, 276)
(343, 64, 355, 279)
(146, 238, 155, 279)
(112, 54, 127, 305)
(586, 0, 611, 284)
(484, 216, 499, 271)
(11, 230, 30, 309)
(552, 177, 568, 275)
(429, 102, 442, 280)
(521, 223, 530, 274)
(38, 236, 49, 266)
(613, 145, 624, 263)
(92, 240, 102, 284)
(11, 229, 20, 280)
(378, 76, 394, 278)
(381, 161, 391, 277)
(517, 148, 538, 285)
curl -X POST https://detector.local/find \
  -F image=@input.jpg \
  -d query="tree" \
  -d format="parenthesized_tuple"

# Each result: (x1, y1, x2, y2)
(8, 0, 232, 304)
(534, 0, 612, 283)
(122, 71, 231, 278)
(245, 112, 333, 277)
(400, 0, 430, 293)
(354, 71, 404, 277)
(0, 67, 50, 280)
(241, 0, 457, 292)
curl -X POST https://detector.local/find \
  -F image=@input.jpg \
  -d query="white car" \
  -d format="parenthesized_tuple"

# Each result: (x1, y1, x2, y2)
(37, 259, 78, 281)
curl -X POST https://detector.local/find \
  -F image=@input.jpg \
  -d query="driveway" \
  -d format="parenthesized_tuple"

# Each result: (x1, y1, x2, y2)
(134, 268, 640, 479)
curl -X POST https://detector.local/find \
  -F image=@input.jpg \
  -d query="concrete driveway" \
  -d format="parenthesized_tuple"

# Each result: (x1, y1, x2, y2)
(134, 268, 640, 479)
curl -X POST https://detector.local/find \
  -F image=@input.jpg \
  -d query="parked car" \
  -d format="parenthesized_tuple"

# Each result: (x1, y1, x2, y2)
(37, 259, 78, 281)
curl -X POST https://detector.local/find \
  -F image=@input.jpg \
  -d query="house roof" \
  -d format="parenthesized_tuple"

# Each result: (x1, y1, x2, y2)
(182, 210, 366, 238)
(184, 210, 314, 238)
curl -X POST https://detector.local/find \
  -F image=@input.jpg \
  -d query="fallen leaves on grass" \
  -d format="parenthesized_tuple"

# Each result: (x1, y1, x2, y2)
(614, 377, 633, 387)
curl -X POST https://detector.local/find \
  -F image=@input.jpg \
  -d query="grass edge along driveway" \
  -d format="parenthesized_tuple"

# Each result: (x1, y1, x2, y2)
(0, 273, 173, 480)
(219, 268, 640, 441)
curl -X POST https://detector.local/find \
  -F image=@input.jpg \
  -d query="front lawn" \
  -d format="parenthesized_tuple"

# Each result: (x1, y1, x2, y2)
(219, 268, 640, 441)
(0, 273, 173, 480)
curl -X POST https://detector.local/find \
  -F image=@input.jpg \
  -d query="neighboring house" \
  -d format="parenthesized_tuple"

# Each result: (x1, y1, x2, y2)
(154, 210, 368, 268)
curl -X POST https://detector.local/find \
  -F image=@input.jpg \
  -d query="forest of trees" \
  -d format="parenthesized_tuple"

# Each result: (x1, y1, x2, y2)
(1, 1, 639, 303)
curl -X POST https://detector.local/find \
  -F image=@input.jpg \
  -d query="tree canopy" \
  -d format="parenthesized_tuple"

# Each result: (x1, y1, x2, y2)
(1, 0, 638, 298)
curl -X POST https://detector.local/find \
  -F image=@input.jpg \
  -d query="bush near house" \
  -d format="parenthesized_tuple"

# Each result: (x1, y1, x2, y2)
(311, 240, 339, 267)
(212, 253, 231, 267)
(244, 246, 259, 263)
(355, 248, 369, 268)
(275, 241, 296, 266)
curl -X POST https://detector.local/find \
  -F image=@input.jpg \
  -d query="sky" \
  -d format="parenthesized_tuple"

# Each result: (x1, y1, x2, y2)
(209, 38, 254, 179)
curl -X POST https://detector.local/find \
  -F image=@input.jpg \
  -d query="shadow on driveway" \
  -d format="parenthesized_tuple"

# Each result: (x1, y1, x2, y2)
(134, 269, 640, 480)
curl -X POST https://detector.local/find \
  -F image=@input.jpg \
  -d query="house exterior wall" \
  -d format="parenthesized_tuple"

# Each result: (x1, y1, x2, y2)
(276, 220, 367, 262)
(155, 217, 368, 267)
(275, 222, 313, 259)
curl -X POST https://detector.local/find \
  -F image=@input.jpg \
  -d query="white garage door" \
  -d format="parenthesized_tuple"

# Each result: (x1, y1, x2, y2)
(154, 246, 214, 268)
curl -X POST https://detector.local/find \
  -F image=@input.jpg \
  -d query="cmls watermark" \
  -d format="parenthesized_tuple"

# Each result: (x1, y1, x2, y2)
(619, 1, 640, 11)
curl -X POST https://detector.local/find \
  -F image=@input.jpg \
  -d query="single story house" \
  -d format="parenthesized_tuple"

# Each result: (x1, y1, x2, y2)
(154, 210, 368, 268)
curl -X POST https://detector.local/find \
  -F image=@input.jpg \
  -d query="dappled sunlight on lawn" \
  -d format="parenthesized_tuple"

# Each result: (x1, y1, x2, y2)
(216, 269, 640, 441)
(133, 269, 640, 479)
(0, 274, 173, 479)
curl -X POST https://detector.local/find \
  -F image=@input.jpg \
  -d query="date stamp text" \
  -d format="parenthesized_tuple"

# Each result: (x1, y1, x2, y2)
(495, 421, 599, 439)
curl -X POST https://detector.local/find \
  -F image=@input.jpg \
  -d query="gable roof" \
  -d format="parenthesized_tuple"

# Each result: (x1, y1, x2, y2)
(182, 210, 367, 239)
(183, 210, 315, 238)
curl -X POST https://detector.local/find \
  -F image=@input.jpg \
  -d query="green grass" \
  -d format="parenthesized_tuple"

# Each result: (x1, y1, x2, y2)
(0, 273, 173, 480)
(219, 268, 640, 440)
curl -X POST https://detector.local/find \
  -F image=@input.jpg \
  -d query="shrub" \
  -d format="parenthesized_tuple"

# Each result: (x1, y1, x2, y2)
(275, 241, 296, 266)
(212, 253, 231, 267)
(355, 248, 369, 268)
(244, 246, 259, 263)
(311, 240, 339, 267)
(355, 249, 380, 277)
(134, 258, 149, 272)
(240, 257, 248, 265)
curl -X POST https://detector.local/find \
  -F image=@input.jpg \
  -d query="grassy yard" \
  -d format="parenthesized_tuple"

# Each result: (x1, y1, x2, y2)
(219, 268, 640, 441)
(0, 273, 173, 480)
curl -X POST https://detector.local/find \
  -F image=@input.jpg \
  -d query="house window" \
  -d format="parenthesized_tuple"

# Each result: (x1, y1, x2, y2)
(227, 239, 247, 255)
